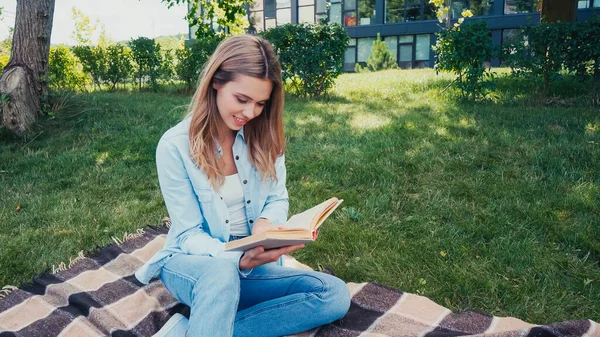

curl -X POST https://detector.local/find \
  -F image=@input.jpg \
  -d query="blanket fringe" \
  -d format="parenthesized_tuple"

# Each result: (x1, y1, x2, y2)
(111, 228, 146, 245)
(0, 285, 18, 300)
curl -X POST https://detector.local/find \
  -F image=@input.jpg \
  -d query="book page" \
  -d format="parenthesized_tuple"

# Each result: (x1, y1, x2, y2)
(282, 198, 340, 231)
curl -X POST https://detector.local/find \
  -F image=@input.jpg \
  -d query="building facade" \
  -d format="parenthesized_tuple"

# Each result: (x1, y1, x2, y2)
(189, 0, 600, 71)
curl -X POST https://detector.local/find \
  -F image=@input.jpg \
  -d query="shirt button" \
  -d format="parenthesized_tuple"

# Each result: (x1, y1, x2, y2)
(235, 155, 239, 160)
(249, 220, 254, 224)
(247, 200, 251, 204)
(243, 180, 248, 184)
(225, 220, 229, 224)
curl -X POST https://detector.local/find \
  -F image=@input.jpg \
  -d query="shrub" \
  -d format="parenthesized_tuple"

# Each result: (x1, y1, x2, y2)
(355, 33, 398, 72)
(105, 44, 133, 90)
(433, 20, 495, 100)
(175, 33, 222, 91)
(128, 37, 164, 91)
(48, 45, 89, 91)
(72, 45, 108, 90)
(262, 23, 349, 97)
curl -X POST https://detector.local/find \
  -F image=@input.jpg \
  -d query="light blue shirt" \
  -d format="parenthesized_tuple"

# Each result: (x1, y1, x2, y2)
(135, 118, 289, 284)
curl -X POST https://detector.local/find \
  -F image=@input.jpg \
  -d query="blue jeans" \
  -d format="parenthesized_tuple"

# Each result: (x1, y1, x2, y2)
(159, 254, 351, 337)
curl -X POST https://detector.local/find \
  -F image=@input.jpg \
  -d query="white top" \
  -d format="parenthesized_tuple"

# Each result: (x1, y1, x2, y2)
(221, 174, 250, 236)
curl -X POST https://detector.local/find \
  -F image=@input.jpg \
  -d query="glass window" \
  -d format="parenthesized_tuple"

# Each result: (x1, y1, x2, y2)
(449, 0, 467, 18)
(399, 44, 412, 62)
(578, 0, 589, 8)
(470, 0, 493, 16)
(349, 38, 356, 46)
(299, 0, 313, 5)
(344, 47, 356, 63)
(385, 0, 404, 23)
(415, 34, 430, 61)
(265, 18, 276, 28)
(277, 0, 291, 8)
(424, 2, 437, 19)
(249, 11, 264, 32)
(399, 35, 413, 43)
(299, 5, 315, 22)
(251, 0, 264, 11)
(504, 0, 538, 14)
(316, 0, 327, 13)
(345, 11, 357, 25)
(358, 0, 376, 24)
(594, 0, 600, 7)
(277, 8, 291, 24)
(384, 36, 397, 56)
(405, 5, 420, 20)
(357, 38, 376, 62)
(345, 0, 357, 10)
(265, 0, 276, 18)
(329, 3, 342, 23)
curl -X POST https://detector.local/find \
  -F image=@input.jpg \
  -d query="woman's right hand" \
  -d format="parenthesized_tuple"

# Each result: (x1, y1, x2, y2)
(239, 244, 304, 270)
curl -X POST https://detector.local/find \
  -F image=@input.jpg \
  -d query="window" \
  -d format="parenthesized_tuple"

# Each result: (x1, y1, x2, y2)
(385, 0, 404, 22)
(384, 36, 398, 58)
(329, 2, 343, 23)
(344, 0, 357, 25)
(449, 0, 468, 18)
(298, 0, 315, 23)
(344, 39, 357, 72)
(298, 5, 315, 22)
(357, 38, 376, 62)
(248, 0, 265, 33)
(265, 0, 276, 18)
(405, 4, 421, 21)
(504, 0, 540, 14)
(276, 0, 291, 25)
(595, 0, 600, 7)
(398, 35, 413, 68)
(470, 0, 494, 16)
(415, 34, 431, 61)
(578, 0, 590, 8)
(358, 0, 376, 24)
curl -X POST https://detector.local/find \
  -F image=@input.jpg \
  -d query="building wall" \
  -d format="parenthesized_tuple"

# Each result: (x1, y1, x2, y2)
(190, 0, 600, 70)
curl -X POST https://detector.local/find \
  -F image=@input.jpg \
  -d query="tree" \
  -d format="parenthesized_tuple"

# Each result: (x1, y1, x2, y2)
(355, 33, 398, 72)
(161, 0, 249, 38)
(0, 0, 55, 136)
(71, 7, 98, 46)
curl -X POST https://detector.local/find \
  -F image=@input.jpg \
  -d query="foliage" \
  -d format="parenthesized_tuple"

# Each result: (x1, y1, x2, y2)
(161, 0, 249, 38)
(175, 33, 222, 90)
(128, 37, 164, 91)
(105, 44, 133, 90)
(261, 23, 349, 97)
(502, 17, 600, 94)
(355, 33, 397, 73)
(71, 7, 99, 46)
(433, 20, 495, 100)
(48, 45, 89, 91)
(72, 45, 108, 90)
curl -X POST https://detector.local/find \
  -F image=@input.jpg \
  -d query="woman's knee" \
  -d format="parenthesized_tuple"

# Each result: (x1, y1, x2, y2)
(323, 275, 351, 321)
(193, 258, 240, 290)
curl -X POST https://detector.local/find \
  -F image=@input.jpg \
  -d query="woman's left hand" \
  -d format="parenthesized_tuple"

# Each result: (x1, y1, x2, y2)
(251, 218, 285, 235)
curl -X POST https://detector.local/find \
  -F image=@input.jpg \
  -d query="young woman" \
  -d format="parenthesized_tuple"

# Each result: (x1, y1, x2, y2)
(135, 35, 351, 337)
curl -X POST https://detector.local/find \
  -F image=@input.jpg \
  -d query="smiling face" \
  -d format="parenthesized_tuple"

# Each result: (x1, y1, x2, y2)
(213, 75, 273, 135)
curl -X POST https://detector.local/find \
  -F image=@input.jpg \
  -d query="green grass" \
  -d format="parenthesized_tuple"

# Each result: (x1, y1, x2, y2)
(1, 69, 599, 324)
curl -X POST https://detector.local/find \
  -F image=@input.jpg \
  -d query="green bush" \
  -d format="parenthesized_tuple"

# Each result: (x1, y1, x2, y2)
(502, 17, 600, 94)
(261, 23, 349, 97)
(128, 37, 164, 91)
(355, 33, 398, 73)
(105, 44, 133, 90)
(433, 20, 495, 100)
(48, 45, 89, 91)
(72, 45, 108, 90)
(175, 33, 222, 91)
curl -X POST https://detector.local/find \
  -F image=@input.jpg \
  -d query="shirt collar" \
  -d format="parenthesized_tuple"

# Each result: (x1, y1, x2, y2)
(216, 127, 245, 156)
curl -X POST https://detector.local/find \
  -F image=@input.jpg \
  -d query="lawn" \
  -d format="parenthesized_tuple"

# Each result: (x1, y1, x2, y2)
(0, 69, 599, 323)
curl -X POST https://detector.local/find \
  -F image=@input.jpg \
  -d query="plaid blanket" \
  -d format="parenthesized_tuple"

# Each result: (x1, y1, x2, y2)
(1, 226, 598, 337)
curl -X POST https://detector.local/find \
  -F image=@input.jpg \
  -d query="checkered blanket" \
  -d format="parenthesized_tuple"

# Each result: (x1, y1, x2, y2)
(1, 226, 598, 337)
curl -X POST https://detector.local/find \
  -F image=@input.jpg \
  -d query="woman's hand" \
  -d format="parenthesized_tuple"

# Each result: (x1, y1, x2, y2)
(251, 217, 285, 235)
(239, 244, 305, 270)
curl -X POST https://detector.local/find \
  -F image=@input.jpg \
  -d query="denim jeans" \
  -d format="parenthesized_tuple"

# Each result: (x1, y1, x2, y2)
(159, 253, 351, 337)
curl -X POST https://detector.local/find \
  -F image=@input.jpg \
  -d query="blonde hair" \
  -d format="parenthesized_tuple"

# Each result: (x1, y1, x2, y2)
(187, 35, 285, 189)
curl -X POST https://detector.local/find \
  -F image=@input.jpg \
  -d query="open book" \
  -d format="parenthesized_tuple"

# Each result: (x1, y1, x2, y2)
(224, 197, 343, 252)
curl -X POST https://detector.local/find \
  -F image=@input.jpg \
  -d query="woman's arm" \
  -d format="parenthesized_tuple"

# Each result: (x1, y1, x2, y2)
(156, 136, 243, 266)
(257, 154, 289, 225)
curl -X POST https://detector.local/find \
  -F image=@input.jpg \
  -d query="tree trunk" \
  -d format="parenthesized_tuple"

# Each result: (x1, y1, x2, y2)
(0, 0, 55, 137)
(540, 0, 577, 23)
